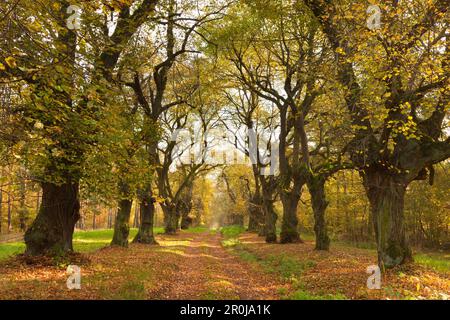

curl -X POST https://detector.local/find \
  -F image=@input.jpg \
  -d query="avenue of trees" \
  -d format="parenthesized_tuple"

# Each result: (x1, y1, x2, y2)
(0, 0, 448, 270)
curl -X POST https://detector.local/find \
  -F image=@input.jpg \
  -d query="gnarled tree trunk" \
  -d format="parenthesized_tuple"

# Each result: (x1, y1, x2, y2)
(248, 194, 264, 233)
(25, 181, 80, 256)
(259, 176, 278, 243)
(111, 199, 133, 247)
(162, 203, 178, 235)
(133, 189, 157, 244)
(308, 176, 330, 250)
(280, 191, 301, 243)
(363, 171, 413, 269)
(181, 214, 193, 230)
(262, 197, 277, 243)
(178, 182, 193, 230)
(111, 182, 133, 247)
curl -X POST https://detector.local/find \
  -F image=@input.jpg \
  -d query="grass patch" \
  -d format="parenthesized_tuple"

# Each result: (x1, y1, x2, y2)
(220, 225, 246, 248)
(414, 252, 450, 273)
(220, 226, 317, 281)
(237, 249, 259, 263)
(330, 237, 448, 273)
(0, 227, 166, 261)
(231, 244, 316, 281)
(72, 229, 138, 252)
(286, 290, 347, 300)
(222, 238, 241, 248)
(220, 225, 246, 239)
(229, 244, 339, 300)
(262, 254, 316, 280)
(185, 226, 209, 233)
(200, 290, 218, 300)
(201, 280, 240, 300)
(0, 242, 25, 261)
(87, 268, 154, 300)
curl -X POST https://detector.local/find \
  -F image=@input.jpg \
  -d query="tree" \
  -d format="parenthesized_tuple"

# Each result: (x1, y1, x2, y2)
(0, 0, 159, 255)
(304, 0, 450, 268)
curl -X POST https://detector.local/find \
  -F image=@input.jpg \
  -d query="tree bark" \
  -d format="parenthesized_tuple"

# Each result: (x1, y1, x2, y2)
(180, 207, 193, 230)
(280, 191, 302, 243)
(133, 188, 158, 244)
(258, 175, 278, 243)
(162, 203, 178, 235)
(111, 182, 133, 247)
(111, 199, 133, 247)
(24, 181, 80, 256)
(278, 104, 305, 244)
(248, 193, 264, 233)
(363, 171, 413, 269)
(247, 212, 258, 232)
(280, 174, 305, 244)
(264, 202, 277, 243)
(307, 176, 330, 250)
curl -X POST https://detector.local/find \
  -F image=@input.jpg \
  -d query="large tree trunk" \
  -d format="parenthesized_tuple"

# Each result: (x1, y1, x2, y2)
(179, 182, 194, 230)
(280, 189, 302, 243)
(162, 203, 178, 235)
(133, 188, 157, 244)
(24, 181, 80, 256)
(180, 199, 193, 230)
(181, 215, 193, 230)
(363, 171, 413, 269)
(111, 182, 133, 247)
(247, 212, 258, 232)
(111, 198, 133, 247)
(262, 197, 277, 243)
(308, 176, 330, 250)
(259, 176, 278, 243)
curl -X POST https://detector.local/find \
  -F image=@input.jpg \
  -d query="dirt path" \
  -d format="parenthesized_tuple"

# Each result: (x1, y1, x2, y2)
(154, 232, 281, 300)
